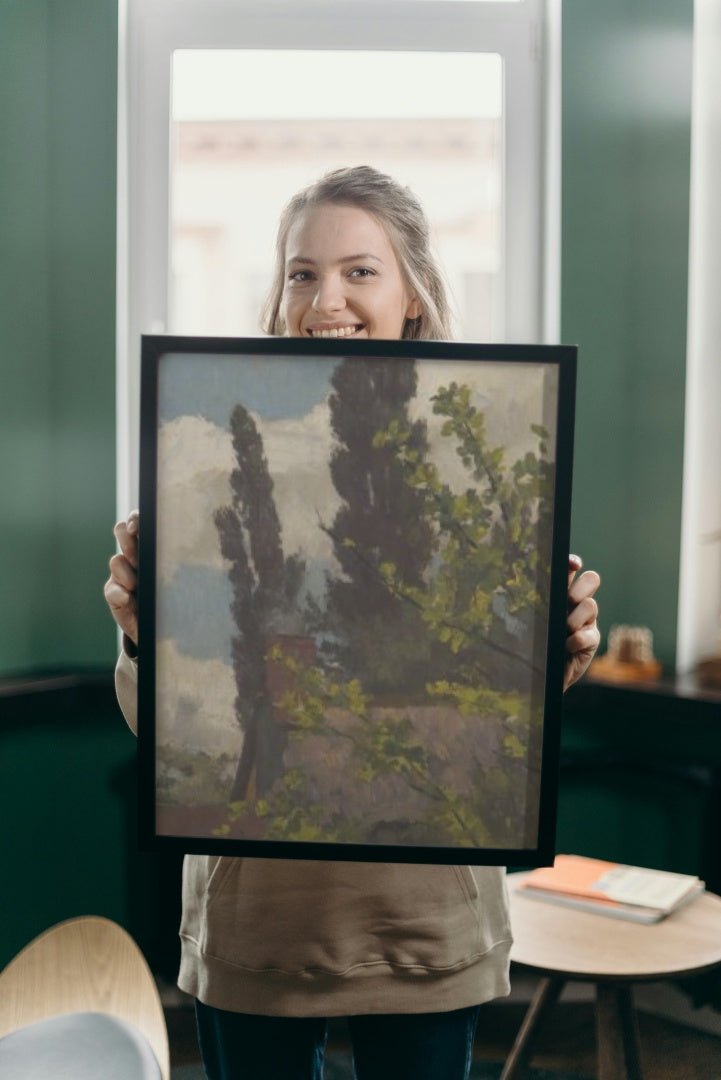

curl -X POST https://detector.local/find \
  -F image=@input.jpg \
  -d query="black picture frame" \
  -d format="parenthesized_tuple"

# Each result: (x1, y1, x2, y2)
(138, 335, 576, 866)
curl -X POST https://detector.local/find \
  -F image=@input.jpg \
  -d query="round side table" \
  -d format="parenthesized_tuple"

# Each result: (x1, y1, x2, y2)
(502, 872, 721, 1080)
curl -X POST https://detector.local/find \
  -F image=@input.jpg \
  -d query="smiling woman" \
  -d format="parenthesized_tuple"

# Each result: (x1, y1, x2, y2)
(282, 205, 420, 340)
(263, 167, 452, 342)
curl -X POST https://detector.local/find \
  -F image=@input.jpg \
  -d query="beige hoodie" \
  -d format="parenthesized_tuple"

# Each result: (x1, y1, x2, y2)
(116, 650, 512, 1016)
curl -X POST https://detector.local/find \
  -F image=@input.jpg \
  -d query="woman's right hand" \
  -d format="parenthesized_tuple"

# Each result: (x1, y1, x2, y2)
(104, 510, 139, 646)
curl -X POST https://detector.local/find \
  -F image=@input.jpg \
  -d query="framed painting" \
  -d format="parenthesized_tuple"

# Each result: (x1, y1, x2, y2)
(137, 335, 576, 865)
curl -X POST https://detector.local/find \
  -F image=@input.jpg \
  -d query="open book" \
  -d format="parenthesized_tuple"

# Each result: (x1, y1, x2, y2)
(515, 854, 705, 923)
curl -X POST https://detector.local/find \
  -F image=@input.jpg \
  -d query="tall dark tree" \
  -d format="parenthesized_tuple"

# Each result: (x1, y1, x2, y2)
(324, 358, 434, 693)
(215, 403, 303, 801)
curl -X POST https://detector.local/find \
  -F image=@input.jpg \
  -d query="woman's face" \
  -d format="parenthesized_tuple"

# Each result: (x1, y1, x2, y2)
(281, 203, 421, 340)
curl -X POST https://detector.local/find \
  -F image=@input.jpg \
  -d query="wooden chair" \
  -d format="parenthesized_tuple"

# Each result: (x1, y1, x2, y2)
(0, 915, 170, 1079)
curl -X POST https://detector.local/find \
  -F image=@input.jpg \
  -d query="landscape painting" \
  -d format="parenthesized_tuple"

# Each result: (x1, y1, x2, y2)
(138, 336, 576, 864)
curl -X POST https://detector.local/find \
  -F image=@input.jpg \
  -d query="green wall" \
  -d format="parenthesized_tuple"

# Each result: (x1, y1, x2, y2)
(0, 681, 183, 974)
(1, 685, 134, 967)
(562, 0, 693, 669)
(0, 0, 131, 969)
(0, 0, 118, 676)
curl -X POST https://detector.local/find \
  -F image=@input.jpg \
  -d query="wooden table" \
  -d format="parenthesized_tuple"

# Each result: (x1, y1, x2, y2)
(502, 873, 721, 1080)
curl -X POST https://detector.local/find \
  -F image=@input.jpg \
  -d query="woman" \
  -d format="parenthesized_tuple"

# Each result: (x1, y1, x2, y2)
(106, 166, 601, 1080)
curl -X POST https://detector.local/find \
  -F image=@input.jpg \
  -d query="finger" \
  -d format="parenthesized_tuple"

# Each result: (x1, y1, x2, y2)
(567, 553, 583, 588)
(103, 579, 138, 642)
(113, 518, 139, 568)
(568, 568, 601, 607)
(108, 552, 137, 593)
(566, 594, 599, 634)
(566, 623, 601, 657)
(103, 577, 133, 613)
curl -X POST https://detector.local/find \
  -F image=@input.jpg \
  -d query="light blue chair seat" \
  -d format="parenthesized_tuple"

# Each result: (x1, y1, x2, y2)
(0, 1010, 163, 1079)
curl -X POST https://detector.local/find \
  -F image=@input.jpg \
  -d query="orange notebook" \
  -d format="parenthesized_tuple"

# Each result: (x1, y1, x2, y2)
(516, 854, 704, 923)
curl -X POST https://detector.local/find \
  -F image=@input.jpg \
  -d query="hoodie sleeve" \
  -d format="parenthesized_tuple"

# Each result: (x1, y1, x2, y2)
(115, 643, 139, 736)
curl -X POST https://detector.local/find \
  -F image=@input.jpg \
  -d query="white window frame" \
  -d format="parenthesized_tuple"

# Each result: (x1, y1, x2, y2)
(676, 0, 721, 674)
(117, 0, 558, 512)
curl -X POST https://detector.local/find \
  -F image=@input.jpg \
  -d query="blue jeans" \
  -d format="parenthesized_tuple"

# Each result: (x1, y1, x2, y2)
(195, 1000, 481, 1080)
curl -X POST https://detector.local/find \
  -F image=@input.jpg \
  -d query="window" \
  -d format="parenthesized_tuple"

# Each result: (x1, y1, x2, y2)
(169, 49, 503, 340)
(118, 0, 557, 510)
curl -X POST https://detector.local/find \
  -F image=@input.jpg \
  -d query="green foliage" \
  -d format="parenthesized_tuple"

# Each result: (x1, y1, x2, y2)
(157, 743, 236, 806)
(373, 381, 553, 686)
(216, 379, 552, 849)
(218, 643, 530, 849)
(215, 770, 344, 843)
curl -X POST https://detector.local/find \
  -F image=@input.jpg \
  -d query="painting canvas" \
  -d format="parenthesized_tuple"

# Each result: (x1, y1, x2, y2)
(137, 336, 576, 865)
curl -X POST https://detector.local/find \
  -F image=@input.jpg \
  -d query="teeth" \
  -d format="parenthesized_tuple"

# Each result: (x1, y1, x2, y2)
(311, 326, 359, 338)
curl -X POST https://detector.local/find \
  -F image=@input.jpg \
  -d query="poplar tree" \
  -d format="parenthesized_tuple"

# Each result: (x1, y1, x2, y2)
(323, 357, 434, 693)
(215, 403, 303, 800)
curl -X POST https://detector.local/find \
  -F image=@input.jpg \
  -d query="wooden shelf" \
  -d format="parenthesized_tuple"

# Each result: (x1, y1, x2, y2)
(564, 671, 721, 723)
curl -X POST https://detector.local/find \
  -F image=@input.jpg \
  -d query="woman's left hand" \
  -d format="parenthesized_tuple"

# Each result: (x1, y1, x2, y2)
(564, 554, 601, 691)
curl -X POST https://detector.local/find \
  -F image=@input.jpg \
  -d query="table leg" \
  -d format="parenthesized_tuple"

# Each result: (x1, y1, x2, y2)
(596, 982, 643, 1080)
(499, 976, 565, 1080)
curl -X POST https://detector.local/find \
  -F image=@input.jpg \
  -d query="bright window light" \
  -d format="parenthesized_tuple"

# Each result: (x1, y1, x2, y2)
(170, 50, 503, 342)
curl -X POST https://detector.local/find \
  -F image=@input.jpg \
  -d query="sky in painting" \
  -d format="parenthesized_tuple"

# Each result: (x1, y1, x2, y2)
(158, 352, 335, 425)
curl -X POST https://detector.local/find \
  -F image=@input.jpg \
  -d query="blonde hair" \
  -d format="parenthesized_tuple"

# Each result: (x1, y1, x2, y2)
(262, 165, 453, 341)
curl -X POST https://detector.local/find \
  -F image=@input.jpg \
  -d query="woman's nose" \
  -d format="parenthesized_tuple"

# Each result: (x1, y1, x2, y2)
(312, 274, 345, 314)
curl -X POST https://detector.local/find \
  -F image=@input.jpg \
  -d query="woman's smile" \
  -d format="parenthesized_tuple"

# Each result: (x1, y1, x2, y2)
(306, 323, 365, 339)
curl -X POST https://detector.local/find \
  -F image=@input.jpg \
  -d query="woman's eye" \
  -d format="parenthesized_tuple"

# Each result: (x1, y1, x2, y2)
(349, 267, 375, 279)
(288, 269, 313, 283)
